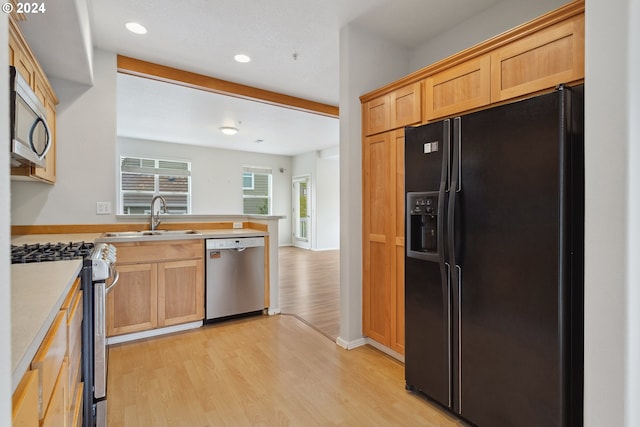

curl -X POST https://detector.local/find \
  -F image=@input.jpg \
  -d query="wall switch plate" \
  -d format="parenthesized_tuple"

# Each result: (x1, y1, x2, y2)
(96, 202, 112, 215)
(233, 222, 243, 229)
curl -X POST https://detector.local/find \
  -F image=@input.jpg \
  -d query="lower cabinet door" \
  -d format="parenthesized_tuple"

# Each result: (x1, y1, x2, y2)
(107, 263, 158, 336)
(158, 259, 204, 326)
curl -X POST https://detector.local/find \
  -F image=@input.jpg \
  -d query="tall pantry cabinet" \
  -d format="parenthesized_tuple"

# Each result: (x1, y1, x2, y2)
(362, 82, 421, 354)
(360, 1, 585, 355)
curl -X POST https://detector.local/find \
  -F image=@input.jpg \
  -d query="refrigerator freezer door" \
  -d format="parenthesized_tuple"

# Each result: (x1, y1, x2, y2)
(404, 120, 452, 408)
(453, 88, 579, 426)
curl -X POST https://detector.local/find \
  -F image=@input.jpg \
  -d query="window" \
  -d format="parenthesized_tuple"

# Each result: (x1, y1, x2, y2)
(120, 156, 191, 214)
(242, 166, 272, 215)
(242, 172, 254, 190)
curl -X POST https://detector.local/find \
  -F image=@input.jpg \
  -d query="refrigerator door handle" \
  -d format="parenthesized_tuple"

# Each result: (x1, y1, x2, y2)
(455, 117, 462, 192)
(455, 264, 463, 411)
(448, 118, 460, 269)
(444, 120, 451, 192)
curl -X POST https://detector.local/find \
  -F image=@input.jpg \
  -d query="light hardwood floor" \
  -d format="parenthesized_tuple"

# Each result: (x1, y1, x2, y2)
(107, 315, 465, 427)
(278, 246, 340, 340)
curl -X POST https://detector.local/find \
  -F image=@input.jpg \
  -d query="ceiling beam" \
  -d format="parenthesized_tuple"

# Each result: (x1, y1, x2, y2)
(117, 55, 339, 118)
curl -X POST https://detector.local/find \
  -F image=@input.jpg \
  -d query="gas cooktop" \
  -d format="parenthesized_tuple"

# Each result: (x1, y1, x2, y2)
(10, 241, 95, 264)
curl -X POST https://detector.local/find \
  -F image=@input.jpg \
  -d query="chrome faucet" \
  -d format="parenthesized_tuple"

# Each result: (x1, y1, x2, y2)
(150, 195, 168, 231)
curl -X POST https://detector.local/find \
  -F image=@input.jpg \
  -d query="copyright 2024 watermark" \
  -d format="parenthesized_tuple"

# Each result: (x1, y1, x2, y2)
(3, 2, 46, 13)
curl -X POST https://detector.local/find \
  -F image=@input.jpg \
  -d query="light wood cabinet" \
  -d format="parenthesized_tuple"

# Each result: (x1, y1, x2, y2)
(491, 14, 584, 103)
(390, 82, 422, 129)
(107, 263, 158, 336)
(13, 278, 83, 427)
(107, 240, 205, 337)
(424, 55, 491, 121)
(158, 259, 205, 326)
(12, 370, 39, 427)
(8, 15, 58, 184)
(364, 83, 422, 136)
(31, 311, 67, 420)
(42, 360, 67, 427)
(363, 95, 390, 136)
(362, 129, 406, 354)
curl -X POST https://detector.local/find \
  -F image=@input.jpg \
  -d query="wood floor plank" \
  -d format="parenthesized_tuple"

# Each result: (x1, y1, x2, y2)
(107, 315, 465, 427)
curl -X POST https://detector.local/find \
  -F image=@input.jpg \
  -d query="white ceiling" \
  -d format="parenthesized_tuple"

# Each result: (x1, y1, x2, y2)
(19, 0, 505, 156)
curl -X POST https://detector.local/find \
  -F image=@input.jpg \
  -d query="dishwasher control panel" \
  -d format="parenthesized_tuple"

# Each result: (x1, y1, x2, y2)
(205, 237, 265, 250)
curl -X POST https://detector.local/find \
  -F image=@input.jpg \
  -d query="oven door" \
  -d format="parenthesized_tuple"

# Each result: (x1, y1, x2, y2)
(94, 270, 119, 427)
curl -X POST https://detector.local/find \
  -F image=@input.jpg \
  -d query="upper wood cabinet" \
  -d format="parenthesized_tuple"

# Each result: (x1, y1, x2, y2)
(390, 82, 422, 129)
(364, 95, 390, 136)
(8, 16, 58, 184)
(491, 14, 584, 102)
(424, 55, 491, 121)
(364, 82, 422, 136)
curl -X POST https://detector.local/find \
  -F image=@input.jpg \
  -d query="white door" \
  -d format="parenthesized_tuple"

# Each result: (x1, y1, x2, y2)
(292, 175, 311, 249)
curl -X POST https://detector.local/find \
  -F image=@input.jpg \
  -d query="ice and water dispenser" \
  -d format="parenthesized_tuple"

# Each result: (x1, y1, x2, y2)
(407, 192, 440, 261)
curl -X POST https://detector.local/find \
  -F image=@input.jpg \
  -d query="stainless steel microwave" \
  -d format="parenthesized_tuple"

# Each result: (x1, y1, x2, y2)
(9, 66, 51, 168)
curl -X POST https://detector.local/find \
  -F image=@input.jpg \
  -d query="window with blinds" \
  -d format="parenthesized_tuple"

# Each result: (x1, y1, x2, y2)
(242, 166, 272, 215)
(120, 156, 191, 214)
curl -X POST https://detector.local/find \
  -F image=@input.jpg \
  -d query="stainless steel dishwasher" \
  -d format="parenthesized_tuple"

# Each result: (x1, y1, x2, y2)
(205, 237, 265, 321)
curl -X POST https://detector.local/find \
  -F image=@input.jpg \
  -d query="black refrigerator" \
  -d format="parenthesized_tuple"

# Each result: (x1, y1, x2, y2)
(404, 85, 584, 427)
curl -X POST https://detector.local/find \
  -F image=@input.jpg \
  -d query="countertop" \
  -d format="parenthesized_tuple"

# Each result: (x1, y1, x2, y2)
(11, 260, 83, 392)
(94, 228, 267, 243)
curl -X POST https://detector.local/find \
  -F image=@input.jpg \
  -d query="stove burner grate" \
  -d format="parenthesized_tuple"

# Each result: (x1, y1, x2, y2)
(10, 241, 95, 264)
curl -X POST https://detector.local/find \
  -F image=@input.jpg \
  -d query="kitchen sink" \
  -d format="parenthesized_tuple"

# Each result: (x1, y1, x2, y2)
(102, 230, 201, 238)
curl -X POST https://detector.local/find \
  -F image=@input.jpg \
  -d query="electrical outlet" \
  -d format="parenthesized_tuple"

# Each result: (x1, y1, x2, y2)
(233, 222, 243, 229)
(96, 202, 112, 215)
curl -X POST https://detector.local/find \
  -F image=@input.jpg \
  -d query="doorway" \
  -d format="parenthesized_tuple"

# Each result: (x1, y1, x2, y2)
(292, 175, 311, 249)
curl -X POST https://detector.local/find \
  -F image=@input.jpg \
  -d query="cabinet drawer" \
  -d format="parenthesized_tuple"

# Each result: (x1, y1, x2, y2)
(115, 240, 204, 263)
(12, 370, 39, 427)
(61, 278, 81, 311)
(70, 382, 84, 427)
(67, 290, 83, 362)
(31, 311, 67, 419)
(41, 362, 67, 427)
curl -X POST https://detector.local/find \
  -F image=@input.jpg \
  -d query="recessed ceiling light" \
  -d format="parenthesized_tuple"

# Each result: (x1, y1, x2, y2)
(234, 54, 251, 63)
(126, 22, 147, 35)
(220, 126, 238, 135)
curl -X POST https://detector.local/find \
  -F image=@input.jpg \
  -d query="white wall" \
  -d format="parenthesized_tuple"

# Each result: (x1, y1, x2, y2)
(410, 0, 570, 72)
(584, 1, 639, 425)
(11, 49, 117, 225)
(1, 14, 11, 427)
(315, 151, 340, 250)
(119, 137, 293, 245)
(338, 24, 410, 346)
(291, 148, 340, 250)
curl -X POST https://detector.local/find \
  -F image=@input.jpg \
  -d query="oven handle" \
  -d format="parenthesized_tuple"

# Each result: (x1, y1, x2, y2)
(106, 270, 120, 294)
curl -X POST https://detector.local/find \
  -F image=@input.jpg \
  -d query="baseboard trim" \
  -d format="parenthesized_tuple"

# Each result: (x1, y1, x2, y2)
(106, 321, 203, 345)
(267, 307, 281, 315)
(336, 336, 367, 350)
(365, 338, 405, 362)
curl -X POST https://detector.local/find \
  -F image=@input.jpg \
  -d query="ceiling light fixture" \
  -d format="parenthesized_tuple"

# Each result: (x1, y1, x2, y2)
(220, 126, 238, 135)
(234, 54, 251, 63)
(126, 22, 148, 34)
